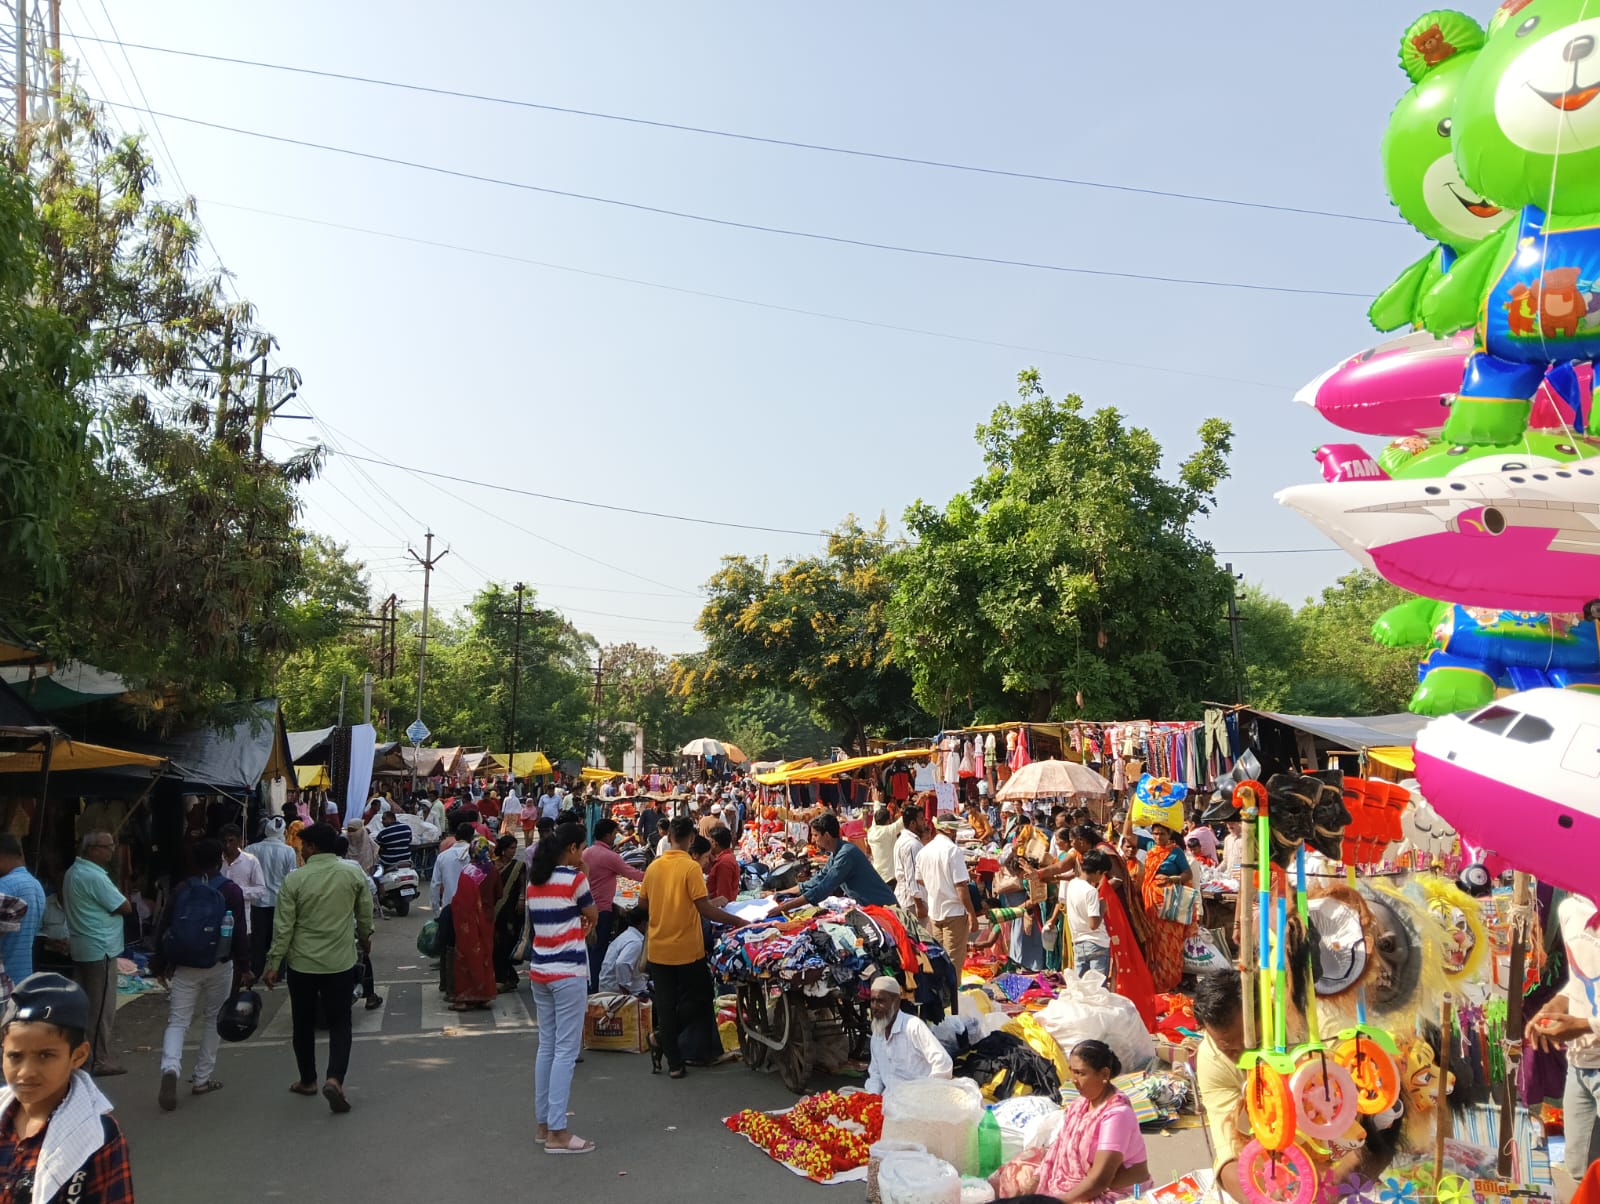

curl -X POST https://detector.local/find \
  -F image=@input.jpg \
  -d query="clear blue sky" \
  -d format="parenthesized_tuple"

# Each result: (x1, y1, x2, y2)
(66, 1, 1427, 653)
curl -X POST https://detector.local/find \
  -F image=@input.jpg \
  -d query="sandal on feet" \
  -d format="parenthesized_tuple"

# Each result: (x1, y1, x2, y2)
(668, 1067, 687, 1080)
(544, 1134, 595, 1155)
(288, 1081, 318, 1096)
(190, 1079, 224, 1096)
(322, 1081, 352, 1114)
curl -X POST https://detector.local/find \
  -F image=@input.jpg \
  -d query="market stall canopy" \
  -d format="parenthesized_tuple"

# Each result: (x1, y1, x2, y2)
(287, 726, 336, 765)
(996, 758, 1111, 800)
(0, 734, 166, 775)
(458, 751, 503, 775)
(580, 766, 623, 782)
(295, 764, 331, 790)
(1367, 746, 1416, 773)
(0, 659, 135, 712)
(490, 751, 552, 777)
(755, 747, 930, 786)
(681, 738, 725, 757)
(386, 745, 463, 778)
(0, 620, 44, 668)
(105, 699, 292, 792)
(721, 743, 748, 764)
(1248, 710, 1433, 750)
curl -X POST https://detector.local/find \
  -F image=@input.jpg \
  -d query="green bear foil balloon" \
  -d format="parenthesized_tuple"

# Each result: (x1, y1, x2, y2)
(1372, 10, 1512, 332)
(1420, 0, 1600, 445)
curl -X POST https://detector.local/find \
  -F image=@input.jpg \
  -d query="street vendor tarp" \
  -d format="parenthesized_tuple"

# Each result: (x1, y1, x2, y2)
(123, 700, 292, 791)
(295, 764, 331, 789)
(0, 737, 165, 775)
(580, 766, 623, 782)
(1368, 745, 1417, 773)
(491, 751, 552, 777)
(287, 726, 335, 764)
(755, 747, 931, 785)
(459, 751, 503, 775)
(1249, 709, 1432, 750)
(0, 659, 134, 712)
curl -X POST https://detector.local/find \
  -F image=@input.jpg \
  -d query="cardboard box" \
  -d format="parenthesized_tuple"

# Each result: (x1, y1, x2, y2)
(583, 992, 652, 1053)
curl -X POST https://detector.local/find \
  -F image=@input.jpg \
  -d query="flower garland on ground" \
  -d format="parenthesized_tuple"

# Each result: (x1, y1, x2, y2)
(725, 1090, 884, 1181)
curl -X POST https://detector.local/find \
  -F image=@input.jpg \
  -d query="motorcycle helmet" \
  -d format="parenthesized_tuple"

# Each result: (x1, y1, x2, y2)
(217, 989, 262, 1043)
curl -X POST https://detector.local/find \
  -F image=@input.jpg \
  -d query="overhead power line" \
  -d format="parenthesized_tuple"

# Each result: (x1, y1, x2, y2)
(201, 199, 1296, 393)
(331, 448, 839, 538)
(68, 32, 1403, 229)
(99, 102, 1370, 300)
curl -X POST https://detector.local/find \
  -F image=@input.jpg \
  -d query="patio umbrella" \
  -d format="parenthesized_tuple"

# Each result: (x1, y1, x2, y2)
(996, 758, 1110, 801)
(681, 737, 726, 757)
(720, 743, 748, 764)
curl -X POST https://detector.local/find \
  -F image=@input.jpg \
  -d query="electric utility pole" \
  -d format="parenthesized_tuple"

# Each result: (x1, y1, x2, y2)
(1225, 562, 1245, 705)
(498, 583, 527, 779)
(407, 531, 448, 789)
(587, 654, 605, 769)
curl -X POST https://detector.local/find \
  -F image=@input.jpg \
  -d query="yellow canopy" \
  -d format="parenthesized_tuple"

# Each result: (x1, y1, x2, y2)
(580, 766, 623, 782)
(295, 764, 331, 790)
(1368, 745, 1416, 773)
(755, 747, 931, 785)
(492, 751, 553, 777)
(0, 735, 165, 774)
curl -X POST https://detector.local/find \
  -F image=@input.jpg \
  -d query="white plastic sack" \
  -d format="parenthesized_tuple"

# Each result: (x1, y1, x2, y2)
(1183, 930, 1228, 975)
(1021, 1108, 1065, 1152)
(883, 1078, 985, 1176)
(1034, 977, 1155, 1072)
(991, 1095, 1060, 1161)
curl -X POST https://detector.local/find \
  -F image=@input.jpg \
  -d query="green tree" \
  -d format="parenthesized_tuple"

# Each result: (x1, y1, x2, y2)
(0, 165, 93, 599)
(1236, 584, 1302, 710)
(1284, 570, 1416, 715)
(468, 585, 595, 761)
(8, 95, 317, 723)
(888, 369, 1235, 722)
(678, 518, 925, 752)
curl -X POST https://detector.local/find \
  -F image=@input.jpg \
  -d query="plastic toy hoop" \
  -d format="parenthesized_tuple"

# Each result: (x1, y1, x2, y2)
(1332, 1036, 1400, 1115)
(1239, 1139, 1320, 1204)
(1290, 1057, 1360, 1141)
(1246, 1061, 1296, 1152)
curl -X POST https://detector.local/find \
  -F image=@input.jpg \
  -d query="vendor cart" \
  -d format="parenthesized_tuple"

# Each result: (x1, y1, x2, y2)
(733, 976, 871, 1094)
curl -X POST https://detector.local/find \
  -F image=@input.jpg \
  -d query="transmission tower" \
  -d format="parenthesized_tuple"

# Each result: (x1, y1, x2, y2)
(0, 0, 59, 136)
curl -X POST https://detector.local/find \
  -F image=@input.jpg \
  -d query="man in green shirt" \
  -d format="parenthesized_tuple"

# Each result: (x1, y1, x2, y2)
(63, 831, 133, 1075)
(264, 822, 373, 1114)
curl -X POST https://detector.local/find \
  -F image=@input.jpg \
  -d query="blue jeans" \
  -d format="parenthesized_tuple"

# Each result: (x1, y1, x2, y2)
(531, 976, 587, 1131)
(1073, 942, 1110, 978)
(1564, 1064, 1600, 1178)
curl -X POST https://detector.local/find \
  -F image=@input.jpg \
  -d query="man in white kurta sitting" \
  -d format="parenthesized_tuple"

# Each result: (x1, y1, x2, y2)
(864, 975, 952, 1095)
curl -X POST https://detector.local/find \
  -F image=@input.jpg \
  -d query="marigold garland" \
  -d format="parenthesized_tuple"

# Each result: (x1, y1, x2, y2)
(725, 1091, 884, 1181)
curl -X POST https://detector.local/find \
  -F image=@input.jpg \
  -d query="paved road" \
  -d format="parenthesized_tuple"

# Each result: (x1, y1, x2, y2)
(97, 901, 1209, 1201)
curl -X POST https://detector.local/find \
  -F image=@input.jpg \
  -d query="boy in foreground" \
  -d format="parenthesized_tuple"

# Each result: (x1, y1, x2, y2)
(0, 972, 134, 1201)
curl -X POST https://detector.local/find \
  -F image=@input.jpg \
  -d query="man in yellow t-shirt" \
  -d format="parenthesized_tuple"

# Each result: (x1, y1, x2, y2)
(1193, 969, 1399, 1200)
(640, 817, 746, 1079)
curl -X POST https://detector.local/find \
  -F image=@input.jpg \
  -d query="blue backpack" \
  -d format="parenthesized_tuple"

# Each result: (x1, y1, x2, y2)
(162, 875, 230, 969)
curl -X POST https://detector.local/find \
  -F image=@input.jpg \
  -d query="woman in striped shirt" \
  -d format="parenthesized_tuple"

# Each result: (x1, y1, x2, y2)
(526, 823, 598, 1155)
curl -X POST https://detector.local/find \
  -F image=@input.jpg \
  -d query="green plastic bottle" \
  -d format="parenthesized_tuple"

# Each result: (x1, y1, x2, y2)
(977, 1106, 1002, 1176)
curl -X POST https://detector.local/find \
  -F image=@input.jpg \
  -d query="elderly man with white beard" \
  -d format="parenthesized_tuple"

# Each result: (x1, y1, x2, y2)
(863, 976, 952, 1096)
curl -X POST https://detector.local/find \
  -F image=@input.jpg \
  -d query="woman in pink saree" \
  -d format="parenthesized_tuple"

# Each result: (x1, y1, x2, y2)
(449, 838, 500, 1010)
(1034, 1040, 1152, 1204)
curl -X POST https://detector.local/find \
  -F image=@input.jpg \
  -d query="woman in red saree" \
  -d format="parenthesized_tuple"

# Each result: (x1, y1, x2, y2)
(1081, 849, 1157, 1030)
(450, 838, 501, 1010)
(1139, 824, 1193, 993)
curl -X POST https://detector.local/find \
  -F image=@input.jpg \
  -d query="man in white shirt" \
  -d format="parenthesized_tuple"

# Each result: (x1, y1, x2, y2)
(1526, 892, 1600, 1181)
(538, 788, 560, 823)
(867, 807, 902, 886)
(1221, 821, 1244, 879)
(916, 816, 977, 972)
(893, 805, 927, 917)
(500, 791, 523, 836)
(218, 825, 267, 935)
(1065, 850, 1111, 977)
(864, 976, 952, 1095)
